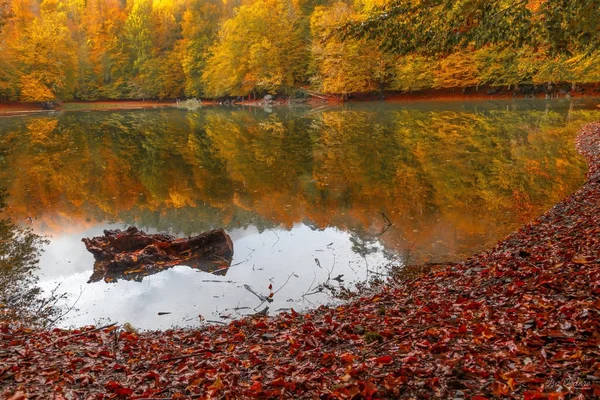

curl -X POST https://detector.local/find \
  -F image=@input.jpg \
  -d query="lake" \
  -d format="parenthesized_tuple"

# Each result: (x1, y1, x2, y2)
(1, 98, 598, 330)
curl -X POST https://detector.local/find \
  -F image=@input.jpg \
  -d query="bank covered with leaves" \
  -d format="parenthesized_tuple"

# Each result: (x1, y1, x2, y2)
(2, 122, 600, 398)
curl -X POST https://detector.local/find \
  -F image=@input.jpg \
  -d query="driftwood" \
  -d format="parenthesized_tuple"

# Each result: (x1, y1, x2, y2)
(83, 227, 234, 283)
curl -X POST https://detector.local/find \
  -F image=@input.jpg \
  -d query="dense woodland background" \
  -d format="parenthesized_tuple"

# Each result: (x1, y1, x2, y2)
(0, 0, 599, 102)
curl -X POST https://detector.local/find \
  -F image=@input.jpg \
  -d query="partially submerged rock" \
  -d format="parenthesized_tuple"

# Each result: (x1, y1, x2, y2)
(83, 227, 233, 283)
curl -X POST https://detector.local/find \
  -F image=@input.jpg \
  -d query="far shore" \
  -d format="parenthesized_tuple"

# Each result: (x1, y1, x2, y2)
(2, 86, 600, 116)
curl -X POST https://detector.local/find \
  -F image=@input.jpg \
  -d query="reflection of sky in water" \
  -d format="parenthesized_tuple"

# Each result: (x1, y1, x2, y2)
(37, 223, 392, 330)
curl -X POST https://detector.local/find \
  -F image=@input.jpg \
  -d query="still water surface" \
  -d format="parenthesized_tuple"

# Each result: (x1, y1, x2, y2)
(1, 99, 598, 329)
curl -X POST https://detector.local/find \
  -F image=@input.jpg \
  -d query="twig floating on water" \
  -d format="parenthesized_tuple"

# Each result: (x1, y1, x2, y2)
(252, 306, 269, 316)
(273, 272, 297, 295)
(206, 320, 227, 325)
(244, 284, 273, 303)
(378, 212, 393, 236)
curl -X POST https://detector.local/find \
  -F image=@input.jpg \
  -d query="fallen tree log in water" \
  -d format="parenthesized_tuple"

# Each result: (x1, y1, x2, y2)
(82, 227, 234, 283)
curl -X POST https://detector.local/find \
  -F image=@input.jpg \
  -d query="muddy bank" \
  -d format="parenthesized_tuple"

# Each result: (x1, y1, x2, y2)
(1, 123, 600, 398)
(0, 100, 178, 116)
(2, 84, 599, 116)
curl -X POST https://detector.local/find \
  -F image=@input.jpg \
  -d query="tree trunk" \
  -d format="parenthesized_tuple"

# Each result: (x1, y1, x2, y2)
(83, 227, 234, 283)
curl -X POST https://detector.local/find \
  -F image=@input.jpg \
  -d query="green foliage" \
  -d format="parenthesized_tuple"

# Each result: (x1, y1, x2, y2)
(0, 190, 59, 327)
(341, 0, 600, 57)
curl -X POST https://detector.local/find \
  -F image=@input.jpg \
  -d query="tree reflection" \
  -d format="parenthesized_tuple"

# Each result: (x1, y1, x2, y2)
(0, 104, 595, 264)
(0, 189, 58, 327)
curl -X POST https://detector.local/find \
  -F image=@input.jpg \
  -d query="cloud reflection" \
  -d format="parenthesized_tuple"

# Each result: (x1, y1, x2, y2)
(38, 223, 390, 330)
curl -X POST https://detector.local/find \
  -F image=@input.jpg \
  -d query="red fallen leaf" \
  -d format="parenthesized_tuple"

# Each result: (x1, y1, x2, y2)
(104, 325, 119, 333)
(233, 332, 245, 342)
(208, 377, 224, 391)
(322, 352, 335, 363)
(548, 393, 567, 400)
(115, 387, 134, 396)
(341, 353, 356, 364)
(466, 302, 482, 310)
(219, 361, 231, 372)
(524, 391, 551, 400)
(458, 325, 468, 334)
(361, 380, 378, 396)
(340, 373, 352, 382)
(271, 377, 286, 387)
(492, 381, 509, 396)
(113, 363, 126, 371)
(348, 385, 361, 397)
(268, 292, 274, 298)
(105, 381, 121, 390)
(254, 321, 268, 329)
(290, 308, 298, 317)
(249, 381, 262, 392)
(7, 391, 26, 400)
(375, 355, 393, 364)
(268, 283, 273, 290)
(572, 255, 594, 264)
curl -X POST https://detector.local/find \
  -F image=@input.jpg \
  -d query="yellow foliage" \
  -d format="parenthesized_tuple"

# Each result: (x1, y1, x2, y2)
(19, 74, 55, 102)
(310, 2, 389, 95)
(26, 118, 59, 142)
(391, 55, 434, 91)
(433, 50, 480, 88)
(202, 0, 306, 96)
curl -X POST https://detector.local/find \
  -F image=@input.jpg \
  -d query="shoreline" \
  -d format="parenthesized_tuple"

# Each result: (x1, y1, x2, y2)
(1, 124, 600, 397)
(1, 86, 600, 116)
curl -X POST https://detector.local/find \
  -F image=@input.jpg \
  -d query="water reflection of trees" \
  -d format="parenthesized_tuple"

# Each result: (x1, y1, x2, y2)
(0, 106, 595, 263)
(0, 190, 58, 327)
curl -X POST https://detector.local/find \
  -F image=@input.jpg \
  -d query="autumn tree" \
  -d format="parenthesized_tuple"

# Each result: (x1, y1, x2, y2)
(77, 0, 129, 99)
(0, 0, 34, 100)
(310, 2, 390, 97)
(178, 0, 222, 98)
(14, 0, 78, 102)
(123, 0, 154, 98)
(342, 0, 600, 57)
(389, 55, 434, 92)
(202, 0, 308, 97)
(433, 50, 480, 89)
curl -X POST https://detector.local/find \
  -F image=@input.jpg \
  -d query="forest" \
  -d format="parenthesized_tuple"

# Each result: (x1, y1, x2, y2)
(0, 0, 599, 102)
